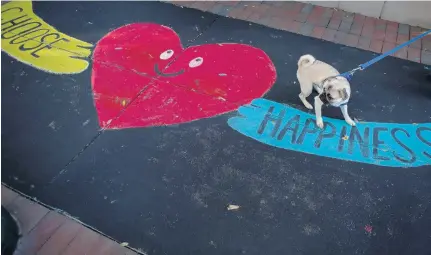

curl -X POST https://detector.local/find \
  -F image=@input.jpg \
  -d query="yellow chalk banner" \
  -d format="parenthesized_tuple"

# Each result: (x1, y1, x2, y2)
(1, 1, 93, 74)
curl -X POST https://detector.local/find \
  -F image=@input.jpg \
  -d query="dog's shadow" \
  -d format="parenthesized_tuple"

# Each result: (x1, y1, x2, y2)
(401, 68, 431, 99)
(275, 92, 346, 120)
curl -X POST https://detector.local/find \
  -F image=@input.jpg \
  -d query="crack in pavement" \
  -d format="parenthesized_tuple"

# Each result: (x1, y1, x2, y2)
(48, 15, 221, 183)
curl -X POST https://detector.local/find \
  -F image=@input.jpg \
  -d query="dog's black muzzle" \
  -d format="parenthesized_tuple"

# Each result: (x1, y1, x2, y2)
(319, 93, 330, 105)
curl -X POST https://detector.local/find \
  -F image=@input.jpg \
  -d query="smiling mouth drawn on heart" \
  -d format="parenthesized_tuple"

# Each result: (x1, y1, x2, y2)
(154, 63, 184, 77)
(91, 23, 277, 130)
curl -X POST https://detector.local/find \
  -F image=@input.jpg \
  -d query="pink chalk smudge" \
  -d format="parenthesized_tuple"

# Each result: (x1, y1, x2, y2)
(364, 225, 373, 233)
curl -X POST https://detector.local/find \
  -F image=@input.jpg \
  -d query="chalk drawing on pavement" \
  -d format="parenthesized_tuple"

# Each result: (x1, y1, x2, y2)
(228, 98, 431, 168)
(1, 2, 278, 130)
(92, 23, 277, 129)
(1, 1, 92, 74)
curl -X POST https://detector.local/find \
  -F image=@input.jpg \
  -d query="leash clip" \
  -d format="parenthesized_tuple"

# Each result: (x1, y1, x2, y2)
(339, 66, 364, 81)
(350, 66, 363, 75)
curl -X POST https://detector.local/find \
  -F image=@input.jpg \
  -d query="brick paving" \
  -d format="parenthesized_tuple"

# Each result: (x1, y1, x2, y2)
(1, 185, 140, 255)
(165, 1, 431, 65)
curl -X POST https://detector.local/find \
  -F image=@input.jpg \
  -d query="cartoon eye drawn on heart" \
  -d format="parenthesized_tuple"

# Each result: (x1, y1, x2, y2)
(189, 57, 203, 68)
(160, 49, 174, 60)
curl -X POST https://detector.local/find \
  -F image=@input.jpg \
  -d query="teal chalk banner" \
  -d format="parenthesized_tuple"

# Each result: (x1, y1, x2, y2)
(228, 98, 431, 168)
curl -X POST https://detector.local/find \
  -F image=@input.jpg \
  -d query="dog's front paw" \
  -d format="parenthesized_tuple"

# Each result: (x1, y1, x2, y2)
(316, 118, 324, 129)
(346, 119, 356, 126)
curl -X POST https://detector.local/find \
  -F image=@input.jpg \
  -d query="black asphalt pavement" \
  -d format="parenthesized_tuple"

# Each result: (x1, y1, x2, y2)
(2, 2, 431, 255)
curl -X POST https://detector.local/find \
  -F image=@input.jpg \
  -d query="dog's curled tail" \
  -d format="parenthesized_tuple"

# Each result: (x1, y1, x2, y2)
(298, 54, 316, 68)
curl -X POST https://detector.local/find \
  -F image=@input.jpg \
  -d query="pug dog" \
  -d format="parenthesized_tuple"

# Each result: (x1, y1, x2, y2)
(296, 54, 355, 129)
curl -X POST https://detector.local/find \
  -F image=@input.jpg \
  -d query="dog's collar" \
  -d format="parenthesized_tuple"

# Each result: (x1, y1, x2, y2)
(326, 102, 348, 108)
(338, 72, 353, 81)
(330, 100, 349, 108)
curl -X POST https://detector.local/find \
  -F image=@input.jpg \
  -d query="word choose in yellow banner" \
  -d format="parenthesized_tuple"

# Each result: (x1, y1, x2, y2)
(1, 1, 93, 74)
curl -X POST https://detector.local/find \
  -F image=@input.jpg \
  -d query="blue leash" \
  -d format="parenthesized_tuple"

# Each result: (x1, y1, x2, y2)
(340, 29, 431, 81)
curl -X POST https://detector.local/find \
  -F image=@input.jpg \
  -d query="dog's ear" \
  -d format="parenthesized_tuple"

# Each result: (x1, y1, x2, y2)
(339, 88, 349, 100)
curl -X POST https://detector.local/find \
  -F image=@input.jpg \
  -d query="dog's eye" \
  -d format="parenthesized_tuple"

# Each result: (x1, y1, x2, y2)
(189, 57, 204, 68)
(160, 49, 174, 60)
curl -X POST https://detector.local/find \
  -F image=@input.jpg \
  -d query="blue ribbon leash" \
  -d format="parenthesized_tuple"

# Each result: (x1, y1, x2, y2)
(339, 29, 431, 81)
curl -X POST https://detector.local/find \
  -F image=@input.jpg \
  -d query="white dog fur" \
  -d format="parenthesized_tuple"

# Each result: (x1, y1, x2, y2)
(296, 54, 355, 128)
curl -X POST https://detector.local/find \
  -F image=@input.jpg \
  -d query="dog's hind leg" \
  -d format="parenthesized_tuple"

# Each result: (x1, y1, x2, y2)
(299, 93, 313, 109)
(298, 79, 313, 109)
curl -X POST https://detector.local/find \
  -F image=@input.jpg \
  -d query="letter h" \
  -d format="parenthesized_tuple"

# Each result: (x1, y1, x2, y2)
(257, 106, 285, 138)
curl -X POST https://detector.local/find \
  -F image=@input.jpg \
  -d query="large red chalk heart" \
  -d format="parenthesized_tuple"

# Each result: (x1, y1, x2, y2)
(92, 23, 276, 129)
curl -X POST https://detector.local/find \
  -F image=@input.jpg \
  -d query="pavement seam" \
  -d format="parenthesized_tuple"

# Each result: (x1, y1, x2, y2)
(48, 14, 221, 183)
